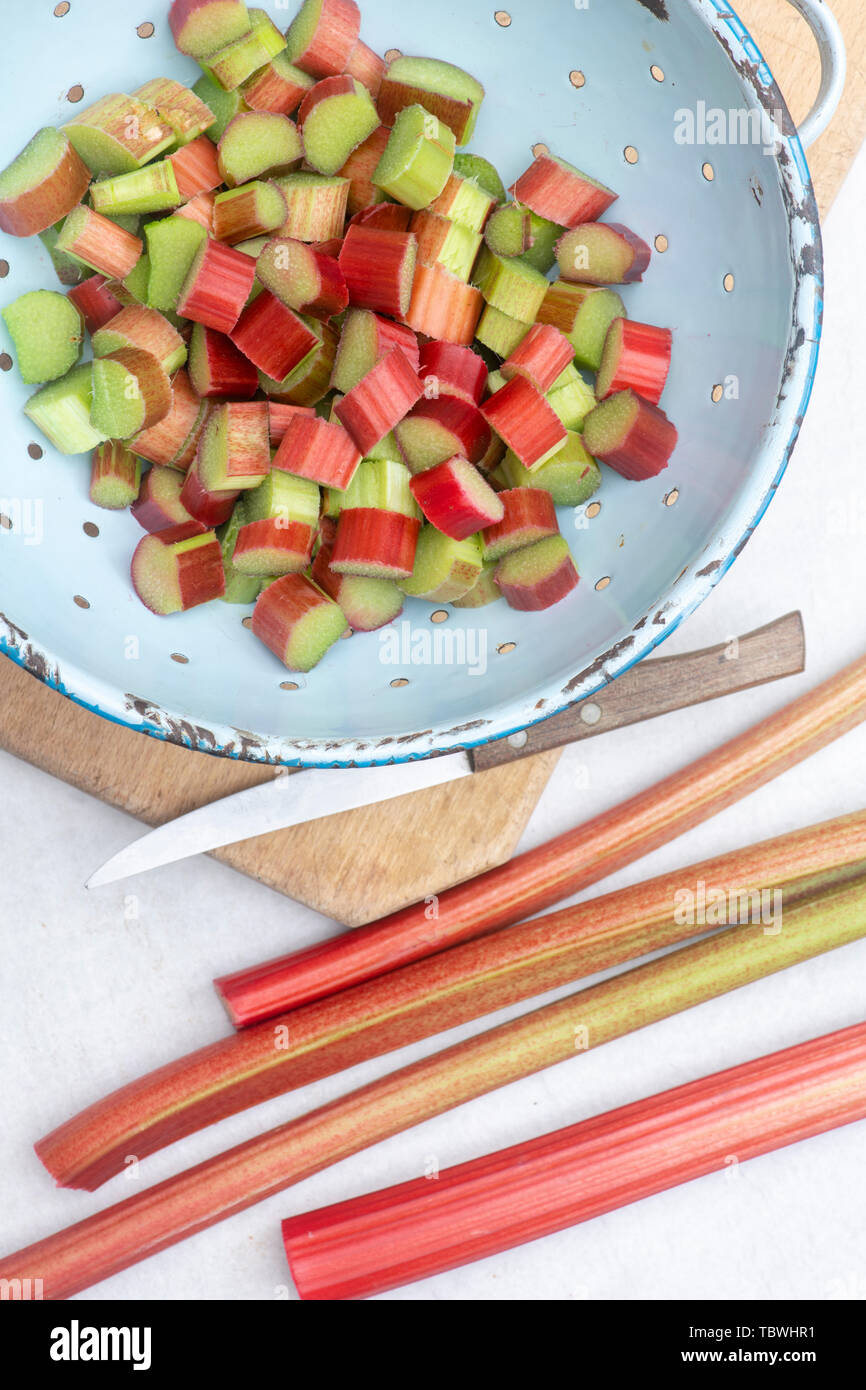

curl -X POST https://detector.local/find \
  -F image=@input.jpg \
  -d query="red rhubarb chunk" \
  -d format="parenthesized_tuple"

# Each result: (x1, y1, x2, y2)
(338, 224, 417, 318)
(595, 319, 672, 406)
(132, 465, 196, 534)
(502, 324, 575, 395)
(511, 153, 617, 227)
(269, 402, 317, 447)
(273, 414, 362, 491)
(131, 521, 225, 615)
(177, 238, 257, 334)
(233, 518, 315, 576)
(348, 203, 413, 233)
(332, 508, 420, 580)
(287, 0, 361, 78)
(418, 341, 487, 407)
(482, 488, 560, 563)
(189, 323, 259, 399)
(180, 463, 240, 528)
(583, 389, 678, 480)
(495, 535, 579, 611)
(335, 348, 425, 457)
(481, 377, 567, 470)
(230, 291, 320, 381)
(395, 396, 492, 472)
(410, 456, 504, 541)
(67, 275, 124, 335)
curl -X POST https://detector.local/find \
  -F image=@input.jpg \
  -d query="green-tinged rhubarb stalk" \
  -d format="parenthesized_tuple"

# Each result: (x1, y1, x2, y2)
(9, 874, 866, 1296)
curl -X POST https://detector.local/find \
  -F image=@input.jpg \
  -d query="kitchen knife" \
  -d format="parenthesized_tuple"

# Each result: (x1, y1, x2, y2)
(86, 612, 805, 889)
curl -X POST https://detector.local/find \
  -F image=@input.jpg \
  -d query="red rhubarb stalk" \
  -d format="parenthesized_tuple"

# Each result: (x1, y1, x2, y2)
(269, 401, 317, 447)
(273, 413, 361, 490)
(283, 1021, 866, 1300)
(66, 275, 123, 334)
(410, 456, 504, 540)
(482, 376, 567, 470)
(177, 238, 257, 335)
(595, 319, 672, 406)
(348, 203, 412, 233)
(169, 135, 222, 199)
(501, 323, 575, 395)
(213, 649, 866, 1017)
(338, 125, 391, 213)
(331, 508, 420, 580)
(230, 291, 320, 380)
(131, 465, 195, 534)
(418, 340, 487, 406)
(335, 348, 425, 457)
(583, 389, 678, 480)
(338, 224, 417, 317)
(511, 153, 617, 227)
(189, 323, 259, 400)
(180, 463, 240, 529)
(405, 260, 483, 346)
(131, 370, 205, 470)
(344, 40, 386, 99)
(286, 0, 361, 78)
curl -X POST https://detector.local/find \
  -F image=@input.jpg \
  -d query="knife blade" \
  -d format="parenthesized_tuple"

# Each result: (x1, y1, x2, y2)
(86, 611, 805, 889)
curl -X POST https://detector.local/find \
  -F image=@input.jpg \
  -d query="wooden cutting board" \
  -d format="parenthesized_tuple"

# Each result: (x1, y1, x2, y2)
(0, 0, 862, 924)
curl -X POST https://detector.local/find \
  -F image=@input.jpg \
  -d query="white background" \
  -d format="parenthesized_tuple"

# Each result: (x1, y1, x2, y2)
(2, 145, 866, 1304)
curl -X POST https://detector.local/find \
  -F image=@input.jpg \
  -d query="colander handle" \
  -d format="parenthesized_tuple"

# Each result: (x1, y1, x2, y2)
(784, 0, 846, 147)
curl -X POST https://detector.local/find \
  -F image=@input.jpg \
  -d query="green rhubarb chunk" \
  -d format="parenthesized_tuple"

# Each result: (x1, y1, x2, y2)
(214, 181, 288, 238)
(430, 217, 481, 281)
(90, 161, 181, 217)
(38, 223, 87, 285)
(101, 212, 142, 235)
(133, 78, 216, 144)
(302, 81, 380, 178)
(219, 112, 302, 187)
(24, 364, 108, 455)
(244, 470, 321, 527)
(373, 105, 456, 211)
(205, 30, 276, 93)
(2, 290, 83, 385)
(90, 356, 152, 438)
(121, 252, 151, 305)
(144, 217, 208, 311)
(435, 174, 495, 233)
(522, 209, 565, 274)
(500, 432, 602, 506)
(473, 247, 548, 324)
(193, 72, 246, 142)
(475, 303, 529, 359)
(453, 153, 506, 204)
(483, 203, 529, 258)
(218, 506, 265, 604)
(400, 526, 483, 602)
(274, 172, 348, 240)
(284, 591, 348, 672)
(249, 8, 289, 57)
(546, 363, 597, 431)
(64, 95, 175, 177)
(173, 0, 251, 59)
(452, 560, 502, 608)
(385, 56, 485, 145)
(543, 284, 626, 373)
(90, 442, 141, 509)
(342, 460, 419, 519)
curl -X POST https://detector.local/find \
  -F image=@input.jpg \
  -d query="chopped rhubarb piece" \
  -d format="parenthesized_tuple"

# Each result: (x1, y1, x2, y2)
(452, 560, 502, 608)
(92, 305, 187, 375)
(556, 221, 651, 286)
(63, 95, 174, 177)
(377, 56, 484, 145)
(132, 78, 216, 144)
(257, 237, 348, 319)
(477, 429, 507, 476)
(298, 76, 380, 177)
(169, 0, 252, 60)
(409, 209, 481, 281)
(273, 414, 361, 490)
(174, 190, 217, 232)
(197, 401, 271, 492)
(245, 469, 322, 531)
(501, 432, 601, 507)
(252, 572, 348, 671)
(205, 28, 282, 93)
(453, 151, 506, 203)
(217, 505, 264, 605)
(410, 456, 503, 540)
(473, 246, 548, 323)
(180, 461, 240, 528)
(495, 534, 578, 611)
(332, 508, 420, 579)
(335, 349, 425, 457)
(511, 152, 617, 228)
(337, 125, 391, 215)
(583, 389, 678, 480)
(89, 441, 141, 510)
(213, 181, 288, 244)
(2, 290, 83, 385)
(230, 291, 320, 381)
(418, 341, 487, 406)
(373, 104, 455, 210)
(537, 280, 625, 372)
(344, 40, 386, 99)
(482, 376, 567, 471)
(144, 216, 208, 311)
(177, 237, 257, 333)
(348, 203, 412, 233)
(261, 319, 339, 406)
(24, 364, 107, 455)
(338, 224, 417, 317)
(546, 362, 597, 430)
(241, 53, 315, 115)
(481, 487, 559, 562)
(90, 161, 182, 218)
(484, 202, 563, 273)
(56, 205, 142, 280)
(596, 318, 672, 406)
(168, 135, 222, 199)
(341, 458, 418, 516)
(132, 464, 196, 533)
(396, 395, 491, 473)
(285, 0, 361, 79)
(0, 128, 91, 238)
(312, 520, 403, 631)
(331, 308, 419, 393)
(218, 113, 303, 188)
(193, 71, 246, 142)
(91, 348, 172, 438)
(269, 402, 317, 447)
(40, 221, 88, 286)
(404, 261, 483, 346)
(400, 525, 483, 601)
(429, 173, 495, 233)
(475, 304, 529, 359)
(232, 517, 315, 576)
(276, 172, 349, 241)
(66, 275, 124, 335)
(131, 369, 205, 469)
(131, 521, 225, 614)
(502, 323, 574, 395)
(188, 323, 258, 399)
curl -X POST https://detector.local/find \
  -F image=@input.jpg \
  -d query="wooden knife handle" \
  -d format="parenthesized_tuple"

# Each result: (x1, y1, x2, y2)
(470, 612, 806, 772)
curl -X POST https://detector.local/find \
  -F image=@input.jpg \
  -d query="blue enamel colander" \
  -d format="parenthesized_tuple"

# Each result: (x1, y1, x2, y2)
(0, 0, 845, 766)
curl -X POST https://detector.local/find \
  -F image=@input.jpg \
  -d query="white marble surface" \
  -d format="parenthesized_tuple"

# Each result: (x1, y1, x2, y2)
(3, 145, 866, 1304)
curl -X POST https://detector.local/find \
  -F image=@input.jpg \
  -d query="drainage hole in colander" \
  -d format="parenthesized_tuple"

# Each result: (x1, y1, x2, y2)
(585, 501, 601, 519)
(494, 10, 512, 26)
(170, 652, 188, 665)
(73, 595, 90, 609)
(569, 71, 585, 89)
(430, 609, 449, 624)
(137, 21, 155, 39)
(624, 146, 639, 165)
(532, 142, 549, 158)
(27, 443, 43, 459)
(723, 273, 735, 292)
(497, 642, 516, 655)
(83, 521, 99, 538)
(67, 84, 84, 104)
(711, 384, 724, 404)
(664, 488, 679, 507)
(390, 677, 409, 687)
(0, 354, 13, 372)
(54, 2, 70, 15)
(242, 616, 253, 629)
(650, 65, 665, 82)
(384, 48, 402, 62)
(654, 234, 668, 253)
(340, 628, 353, 639)
(0, 513, 12, 532)
(595, 576, 611, 592)
(0, 260, 9, 278)
(702, 162, 715, 182)
(280, 681, 300, 691)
